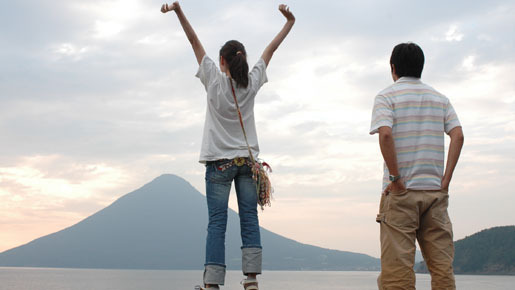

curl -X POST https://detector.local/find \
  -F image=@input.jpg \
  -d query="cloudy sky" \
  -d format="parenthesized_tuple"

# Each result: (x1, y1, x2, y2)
(1, 0, 514, 257)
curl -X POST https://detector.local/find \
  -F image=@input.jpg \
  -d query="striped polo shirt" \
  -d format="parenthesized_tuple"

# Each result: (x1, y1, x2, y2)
(370, 77, 461, 190)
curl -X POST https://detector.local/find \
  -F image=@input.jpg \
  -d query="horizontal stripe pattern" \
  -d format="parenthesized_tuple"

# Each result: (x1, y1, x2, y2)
(370, 77, 461, 190)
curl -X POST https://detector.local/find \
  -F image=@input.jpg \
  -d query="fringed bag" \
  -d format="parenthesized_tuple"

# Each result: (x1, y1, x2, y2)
(230, 79, 273, 210)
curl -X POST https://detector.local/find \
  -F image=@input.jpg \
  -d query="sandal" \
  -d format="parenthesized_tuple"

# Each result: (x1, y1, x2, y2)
(194, 286, 219, 290)
(241, 278, 259, 290)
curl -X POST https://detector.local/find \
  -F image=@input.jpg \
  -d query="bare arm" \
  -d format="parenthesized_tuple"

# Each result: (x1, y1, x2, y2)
(441, 126, 464, 190)
(379, 126, 406, 193)
(161, 2, 206, 65)
(261, 4, 295, 67)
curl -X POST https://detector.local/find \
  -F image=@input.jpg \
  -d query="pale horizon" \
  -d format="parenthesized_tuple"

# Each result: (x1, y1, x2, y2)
(1, 0, 515, 258)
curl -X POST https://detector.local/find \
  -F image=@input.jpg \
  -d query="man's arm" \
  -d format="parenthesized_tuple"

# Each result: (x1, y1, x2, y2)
(378, 126, 406, 193)
(161, 2, 206, 65)
(441, 126, 464, 190)
(261, 4, 295, 67)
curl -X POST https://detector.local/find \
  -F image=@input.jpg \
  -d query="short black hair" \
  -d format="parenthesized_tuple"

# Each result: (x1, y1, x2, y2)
(390, 43, 425, 78)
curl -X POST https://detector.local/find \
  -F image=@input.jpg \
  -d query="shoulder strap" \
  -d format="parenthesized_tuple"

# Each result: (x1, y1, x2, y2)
(229, 79, 256, 164)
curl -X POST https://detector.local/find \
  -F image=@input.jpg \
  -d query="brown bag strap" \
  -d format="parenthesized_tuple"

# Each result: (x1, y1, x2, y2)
(229, 79, 256, 165)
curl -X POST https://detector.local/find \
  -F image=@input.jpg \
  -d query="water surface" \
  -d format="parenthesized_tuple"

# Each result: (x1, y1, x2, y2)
(0, 268, 513, 290)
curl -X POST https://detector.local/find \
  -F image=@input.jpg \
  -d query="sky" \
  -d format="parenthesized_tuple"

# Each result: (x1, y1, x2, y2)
(1, 0, 514, 258)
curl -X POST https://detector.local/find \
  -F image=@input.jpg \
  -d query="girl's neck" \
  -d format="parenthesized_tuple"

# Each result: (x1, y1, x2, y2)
(220, 64, 231, 78)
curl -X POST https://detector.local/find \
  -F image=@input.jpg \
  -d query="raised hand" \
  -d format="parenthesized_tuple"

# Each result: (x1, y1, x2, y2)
(278, 4, 295, 22)
(161, 1, 179, 13)
(161, 1, 205, 64)
(260, 4, 295, 66)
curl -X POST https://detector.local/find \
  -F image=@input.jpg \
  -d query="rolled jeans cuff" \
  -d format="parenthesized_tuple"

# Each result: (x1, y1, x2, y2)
(204, 264, 226, 285)
(242, 247, 262, 275)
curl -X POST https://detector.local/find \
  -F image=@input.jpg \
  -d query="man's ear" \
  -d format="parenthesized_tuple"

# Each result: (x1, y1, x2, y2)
(220, 56, 225, 66)
(391, 64, 399, 81)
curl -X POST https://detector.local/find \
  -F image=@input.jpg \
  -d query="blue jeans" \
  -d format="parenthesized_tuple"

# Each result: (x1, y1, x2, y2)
(203, 159, 262, 285)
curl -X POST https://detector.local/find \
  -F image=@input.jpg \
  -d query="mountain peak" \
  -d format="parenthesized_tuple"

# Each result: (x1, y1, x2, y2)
(146, 174, 193, 188)
(152, 173, 185, 182)
(128, 174, 199, 199)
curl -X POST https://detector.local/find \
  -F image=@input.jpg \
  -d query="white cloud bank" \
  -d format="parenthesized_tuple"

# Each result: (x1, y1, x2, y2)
(1, 0, 515, 257)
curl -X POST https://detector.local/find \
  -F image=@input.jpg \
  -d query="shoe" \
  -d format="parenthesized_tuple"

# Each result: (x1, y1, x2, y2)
(194, 285, 220, 290)
(241, 278, 259, 290)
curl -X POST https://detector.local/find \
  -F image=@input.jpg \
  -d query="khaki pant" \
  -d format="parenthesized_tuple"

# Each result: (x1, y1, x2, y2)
(376, 189, 456, 290)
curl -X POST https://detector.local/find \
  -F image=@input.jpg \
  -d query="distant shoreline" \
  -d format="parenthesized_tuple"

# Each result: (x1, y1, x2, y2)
(1, 266, 513, 276)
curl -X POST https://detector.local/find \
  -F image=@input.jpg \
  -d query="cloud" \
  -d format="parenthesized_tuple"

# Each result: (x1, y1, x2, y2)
(0, 155, 129, 199)
(94, 20, 124, 39)
(461, 55, 476, 70)
(445, 25, 465, 42)
(54, 43, 91, 59)
(1, 0, 515, 257)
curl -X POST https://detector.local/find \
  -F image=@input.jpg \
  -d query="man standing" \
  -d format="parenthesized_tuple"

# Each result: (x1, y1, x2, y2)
(370, 43, 464, 290)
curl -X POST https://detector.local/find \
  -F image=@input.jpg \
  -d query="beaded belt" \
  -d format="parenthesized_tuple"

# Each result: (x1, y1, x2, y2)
(217, 157, 253, 171)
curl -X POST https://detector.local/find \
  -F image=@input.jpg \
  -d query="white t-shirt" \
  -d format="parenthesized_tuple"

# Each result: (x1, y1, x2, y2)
(196, 55, 268, 163)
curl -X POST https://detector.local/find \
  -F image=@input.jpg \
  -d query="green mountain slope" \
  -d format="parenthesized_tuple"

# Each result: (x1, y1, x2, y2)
(416, 225, 515, 275)
(453, 225, 515, 274)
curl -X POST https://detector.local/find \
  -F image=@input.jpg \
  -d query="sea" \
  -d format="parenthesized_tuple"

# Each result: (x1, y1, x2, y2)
(0, 268, 514, 290)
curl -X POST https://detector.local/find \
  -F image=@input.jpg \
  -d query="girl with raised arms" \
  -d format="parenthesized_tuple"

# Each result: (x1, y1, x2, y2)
(161, 2, 295, 289)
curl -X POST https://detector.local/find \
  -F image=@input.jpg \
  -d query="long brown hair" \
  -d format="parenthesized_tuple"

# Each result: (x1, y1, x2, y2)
(219, 40, 249, 88)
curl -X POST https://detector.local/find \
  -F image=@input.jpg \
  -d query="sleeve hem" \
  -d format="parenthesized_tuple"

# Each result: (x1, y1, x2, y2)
(369, 123, 393, 135)
(445, 124, 462, 135)
(259, 58, 268, 84)
(195, 55, 210, 78)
